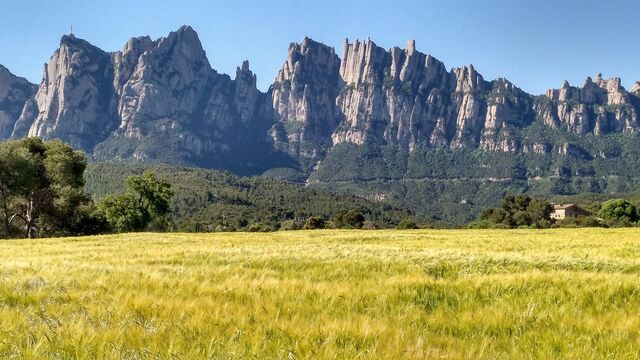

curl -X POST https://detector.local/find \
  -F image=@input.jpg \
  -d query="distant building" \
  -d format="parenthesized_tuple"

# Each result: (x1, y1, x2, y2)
(551, 204, 589, 220)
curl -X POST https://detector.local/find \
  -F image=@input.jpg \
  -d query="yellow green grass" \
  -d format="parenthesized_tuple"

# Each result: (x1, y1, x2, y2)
(1, 229, 640, 359)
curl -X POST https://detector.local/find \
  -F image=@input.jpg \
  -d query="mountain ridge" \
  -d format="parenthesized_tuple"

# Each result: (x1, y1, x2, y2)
(2, 26, 640, 223)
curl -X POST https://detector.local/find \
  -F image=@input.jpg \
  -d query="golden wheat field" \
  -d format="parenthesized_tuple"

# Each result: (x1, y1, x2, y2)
(1, 229, 640, 359)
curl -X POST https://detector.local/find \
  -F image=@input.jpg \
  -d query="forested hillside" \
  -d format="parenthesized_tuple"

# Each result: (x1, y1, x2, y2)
(84, 163, 417, 231)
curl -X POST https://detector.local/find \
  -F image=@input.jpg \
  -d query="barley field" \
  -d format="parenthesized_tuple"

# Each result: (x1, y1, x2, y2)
(1, 229, 640, 359)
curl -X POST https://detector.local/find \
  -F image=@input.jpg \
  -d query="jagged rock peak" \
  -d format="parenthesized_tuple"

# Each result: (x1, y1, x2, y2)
(0, 65, 37, 139)
(239, 60, 250, 72)
(340, 38, 388, 85)
(270, 37, 342, 164)
(537, 73, 639, 135)
(406, 39, 416, 53)
(12, 33, 116, 150)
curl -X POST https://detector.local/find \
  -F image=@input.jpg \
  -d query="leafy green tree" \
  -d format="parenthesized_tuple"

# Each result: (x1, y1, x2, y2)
(527, 198, 554, 225)
(97, 171, 173, 233)
(97, 194, 150, 233)
(479, 195, 553, 229)
(0, 138, 92, 238)
(599, 199, 639, 223)
(334, 209, 365, 229)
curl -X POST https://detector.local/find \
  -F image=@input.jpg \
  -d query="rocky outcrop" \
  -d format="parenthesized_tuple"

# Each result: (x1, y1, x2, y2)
(6, 28, 640, 177)
(535, 74, 638, 135)
(0, 66, 36, 139)
(479, 78, 534, 152)
(632, 82, 640, 97)
(334, 39, 454, 149)
(92, 26, 278, 173)
(330, 39, 533, 152)
(269, 37, 341, 166)
(12, 35, 118, 151)
(113, 26, 212, 142)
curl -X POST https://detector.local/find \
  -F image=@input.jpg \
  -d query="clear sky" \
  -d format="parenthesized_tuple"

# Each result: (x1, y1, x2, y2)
(1, 0, 639, 94)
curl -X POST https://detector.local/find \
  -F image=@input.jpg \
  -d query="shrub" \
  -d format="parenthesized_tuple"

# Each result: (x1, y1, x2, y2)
(247, 223, 275, 232)
(334, 209, 365, 229)
(397, 219, 419, 230)
(303, 216, 326, 230)
(362, 220, 376, 230)
(280, 220, 301, 231)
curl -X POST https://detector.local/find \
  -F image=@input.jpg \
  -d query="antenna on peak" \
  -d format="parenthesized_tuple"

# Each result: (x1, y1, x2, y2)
(70, 25, 74, 37)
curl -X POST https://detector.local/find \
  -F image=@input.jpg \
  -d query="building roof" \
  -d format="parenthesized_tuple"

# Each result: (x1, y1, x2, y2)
(552, 204, 576, 210)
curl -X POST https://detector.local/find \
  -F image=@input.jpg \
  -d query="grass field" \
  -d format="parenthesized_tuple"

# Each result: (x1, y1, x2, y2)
(1, 229, 640, 359)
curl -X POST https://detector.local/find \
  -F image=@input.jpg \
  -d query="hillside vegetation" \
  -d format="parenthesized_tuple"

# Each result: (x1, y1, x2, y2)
(84, 163, 415, 230)
(1, 229, 639, 358)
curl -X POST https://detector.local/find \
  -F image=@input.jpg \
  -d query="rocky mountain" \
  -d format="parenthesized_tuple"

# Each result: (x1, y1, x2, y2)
(2, 26, 640, 223)
(0, 66, 36, 139)
(269, 37, 342, 171)
(12, 35, 117, 150)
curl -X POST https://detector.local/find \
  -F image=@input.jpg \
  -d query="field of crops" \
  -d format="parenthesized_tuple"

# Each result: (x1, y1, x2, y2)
(1, 229, 639, 359)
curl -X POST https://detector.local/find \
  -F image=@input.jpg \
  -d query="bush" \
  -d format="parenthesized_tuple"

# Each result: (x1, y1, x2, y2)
(362, 220, 376, 230)
(557, 216, 603, 228)
(303, 216, 326, 230)
(334, 209, 365, 229)
(280, 220, 301, 231)
(247, 223, 275, 232)
(397, 219, 419, 230)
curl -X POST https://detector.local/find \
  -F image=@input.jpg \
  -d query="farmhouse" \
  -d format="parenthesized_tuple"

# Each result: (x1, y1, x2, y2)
(551, 204, 589, 220)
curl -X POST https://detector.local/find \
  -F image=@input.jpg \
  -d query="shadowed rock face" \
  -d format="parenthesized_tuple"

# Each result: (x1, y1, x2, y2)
(0, 66, 36, 139)
(2, 27, 640, 176)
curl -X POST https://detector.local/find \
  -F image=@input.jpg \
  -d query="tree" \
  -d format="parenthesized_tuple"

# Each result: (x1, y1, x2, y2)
(97, 171, 173, 233)
(334, 209, 365, 229)
(599, 199, 639, 223)
(0, 138, 92, 238)
(478, 195, 553, 229)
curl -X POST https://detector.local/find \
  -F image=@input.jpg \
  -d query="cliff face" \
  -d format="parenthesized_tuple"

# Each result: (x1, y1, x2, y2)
(0, 66, 36, 139)
(328, 39, 535, 152)
(12, 35, 118, 151)
(3, 27, 640, 176)
(269, 37, 341, 167)
(535, 75, 639, 136)
(3, 26, 276, 173)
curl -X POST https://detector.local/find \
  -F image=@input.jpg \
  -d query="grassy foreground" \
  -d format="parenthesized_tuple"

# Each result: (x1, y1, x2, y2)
(1, 229, 639, 359)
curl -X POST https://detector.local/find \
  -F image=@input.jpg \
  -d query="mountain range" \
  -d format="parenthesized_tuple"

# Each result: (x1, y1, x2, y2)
(2, 25, 640, 223)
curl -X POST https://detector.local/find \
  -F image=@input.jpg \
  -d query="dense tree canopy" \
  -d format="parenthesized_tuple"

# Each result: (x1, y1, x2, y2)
(96, 171, 173, 233)
(599, 199, 639, 223)
(477, 195, 553, 229)
(334, 209, 365, 229)
(0, 139, 93, 238)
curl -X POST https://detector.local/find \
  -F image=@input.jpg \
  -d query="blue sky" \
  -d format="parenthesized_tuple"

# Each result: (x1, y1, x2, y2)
(1, 0, 639, 94)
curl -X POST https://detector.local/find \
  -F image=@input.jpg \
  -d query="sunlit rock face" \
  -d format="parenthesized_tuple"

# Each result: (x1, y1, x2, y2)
(330, 39, 535, 152)
(12, 35, 118, 151)
(5, 27, 640, 176)
(269, 37, 342, 168)
(535, 74, 639, 136)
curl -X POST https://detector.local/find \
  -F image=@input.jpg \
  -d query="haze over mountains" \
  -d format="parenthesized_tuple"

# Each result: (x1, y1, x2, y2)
(3, 25, 640, 223)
